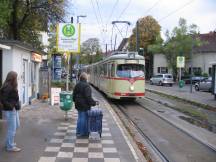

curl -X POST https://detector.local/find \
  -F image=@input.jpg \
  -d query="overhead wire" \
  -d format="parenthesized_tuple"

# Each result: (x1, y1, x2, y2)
(95, 0, 105, 29)
(159, 0, 196, 22)
(144, 0, 162, 14)
(106, 0, 119, 25)
(116, 0, 132, 20)
(89, 0, 106, 43)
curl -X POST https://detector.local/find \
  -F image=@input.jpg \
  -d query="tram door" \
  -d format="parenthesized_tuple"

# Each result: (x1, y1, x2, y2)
(22, 59, 28, 105)
(108, 63, 115, 95)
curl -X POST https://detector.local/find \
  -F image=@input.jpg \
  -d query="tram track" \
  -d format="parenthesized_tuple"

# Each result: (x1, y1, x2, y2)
(114, 102, 170, 162)
(108, 99, 216, 162)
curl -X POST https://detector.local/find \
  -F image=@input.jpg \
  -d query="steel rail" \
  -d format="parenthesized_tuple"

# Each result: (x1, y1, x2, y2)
(114, 103, 170, 162)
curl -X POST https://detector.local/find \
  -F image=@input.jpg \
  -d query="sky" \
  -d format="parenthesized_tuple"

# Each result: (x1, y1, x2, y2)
(67, 0, 216, 52)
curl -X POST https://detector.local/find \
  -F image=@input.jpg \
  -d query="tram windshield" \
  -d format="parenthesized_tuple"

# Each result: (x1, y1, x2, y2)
(116, 64, 145, 78)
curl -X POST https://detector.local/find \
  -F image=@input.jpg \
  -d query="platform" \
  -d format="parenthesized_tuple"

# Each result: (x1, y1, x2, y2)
(0, 96, 145, 162)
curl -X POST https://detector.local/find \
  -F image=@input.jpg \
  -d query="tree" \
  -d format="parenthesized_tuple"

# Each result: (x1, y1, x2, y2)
(0, 0, 66, 50)
(148, 18, 202, 79)
(128, 16, 161, 78)
(128, 16, 161, 53)
(80, 38, 102, 64)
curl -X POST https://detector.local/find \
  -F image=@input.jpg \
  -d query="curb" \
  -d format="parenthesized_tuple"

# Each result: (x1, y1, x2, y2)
(146, 88, 216, 111)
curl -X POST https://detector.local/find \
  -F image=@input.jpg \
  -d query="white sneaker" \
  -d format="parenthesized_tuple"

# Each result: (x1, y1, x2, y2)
(6, 147, 22, 152)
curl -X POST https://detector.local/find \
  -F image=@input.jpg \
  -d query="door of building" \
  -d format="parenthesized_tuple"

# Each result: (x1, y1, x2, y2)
(0, 50, 2, 87)
(0, 50, 2, 119)
(22, 59, 28, 105)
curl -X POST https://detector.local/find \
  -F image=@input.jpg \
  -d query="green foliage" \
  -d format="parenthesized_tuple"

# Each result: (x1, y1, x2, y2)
(163, 18, 202, 77)
(80, 38, 102, 64)
(51, 81, 74, 91)
(0, 0, 66, 50)
(148, 35, 164, 54)
(202, 73, 208, 77)
(128, 16, 161, 54)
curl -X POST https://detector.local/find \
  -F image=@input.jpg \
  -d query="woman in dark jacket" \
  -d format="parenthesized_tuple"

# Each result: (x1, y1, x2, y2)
(0, 71, 21, 152)
(73, 72, 97, 137)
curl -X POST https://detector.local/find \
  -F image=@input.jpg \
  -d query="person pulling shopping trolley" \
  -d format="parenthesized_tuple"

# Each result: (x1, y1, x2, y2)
(73, 72, 99, 137)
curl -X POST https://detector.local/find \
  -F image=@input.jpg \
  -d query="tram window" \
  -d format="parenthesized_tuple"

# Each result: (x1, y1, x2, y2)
(116, 64, 144, 78)
(100, 64, 103, 76)
(108, 64, 112, 77)
(104, 64, 107, 76)
(111, 64, 115, 77)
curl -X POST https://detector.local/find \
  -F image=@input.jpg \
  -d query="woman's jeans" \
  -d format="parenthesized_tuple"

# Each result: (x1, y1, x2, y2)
(76, 111, 88, 136)
(3, 110, 20, 149)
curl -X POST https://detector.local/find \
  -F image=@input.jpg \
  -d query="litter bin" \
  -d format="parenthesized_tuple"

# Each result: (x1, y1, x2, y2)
(178, 80, 185, 88)
(60, 91, 73, 111)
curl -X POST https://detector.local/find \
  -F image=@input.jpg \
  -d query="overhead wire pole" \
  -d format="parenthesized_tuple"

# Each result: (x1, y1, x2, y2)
(136, 20, 140, 52)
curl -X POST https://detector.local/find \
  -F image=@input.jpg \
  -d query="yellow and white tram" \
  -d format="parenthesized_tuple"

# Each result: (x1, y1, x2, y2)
(86, 51, 145, 100)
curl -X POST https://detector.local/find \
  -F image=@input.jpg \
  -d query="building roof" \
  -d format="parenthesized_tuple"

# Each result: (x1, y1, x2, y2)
(117, 38, 128, 51)
(194, 31, 216, 53)
(0, 43, 11, 50)
(0, 40, 46, 55)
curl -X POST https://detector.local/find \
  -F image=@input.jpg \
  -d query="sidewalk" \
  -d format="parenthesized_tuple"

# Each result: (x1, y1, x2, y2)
(146, 83, 216, 109)
(0, 97, 145, 162)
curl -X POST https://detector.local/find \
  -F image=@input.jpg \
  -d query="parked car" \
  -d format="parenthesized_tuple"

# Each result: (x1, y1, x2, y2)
(150, 74, 174, 86)
(194, 77, 212, 92)
(182, 76, 206, 84)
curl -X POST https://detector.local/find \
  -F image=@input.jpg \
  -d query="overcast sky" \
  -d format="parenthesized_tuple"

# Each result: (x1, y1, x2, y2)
(67, 0, 216, 51)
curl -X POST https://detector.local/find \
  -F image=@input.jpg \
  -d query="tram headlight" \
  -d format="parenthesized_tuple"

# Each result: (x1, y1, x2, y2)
(130, 85, 134, 91)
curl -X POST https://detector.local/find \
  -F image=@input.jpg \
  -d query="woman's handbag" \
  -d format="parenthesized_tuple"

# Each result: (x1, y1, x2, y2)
(15, 101, 21, 110)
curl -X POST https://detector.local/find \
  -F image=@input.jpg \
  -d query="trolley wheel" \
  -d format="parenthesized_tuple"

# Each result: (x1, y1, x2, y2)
(159, 81, 163, 86)
(150, 80, 153, 85)
(195, 85, 199, 91)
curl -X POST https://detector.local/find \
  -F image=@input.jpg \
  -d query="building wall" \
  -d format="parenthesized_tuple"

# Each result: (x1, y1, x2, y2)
(2, 46, 40, 105)
(192, 52, 216, 74)
(153, 54, 172, 75)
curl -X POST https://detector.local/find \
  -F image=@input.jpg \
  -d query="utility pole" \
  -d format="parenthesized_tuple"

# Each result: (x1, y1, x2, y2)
(190, 42, 194, 93)
(76, 15, 87, 73)
(69, 17, 73, 84)
(114, 34, 117, 51)
(136, 20, 140, 52)
(105, 43, 107, 56)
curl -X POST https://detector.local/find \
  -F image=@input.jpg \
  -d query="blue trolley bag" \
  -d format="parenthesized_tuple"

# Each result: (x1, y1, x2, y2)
(87, 107, 103, 138)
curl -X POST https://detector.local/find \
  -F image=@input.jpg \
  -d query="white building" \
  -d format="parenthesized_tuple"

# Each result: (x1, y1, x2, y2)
(153, 31, 216, 76)
(0, 40, 42, 106)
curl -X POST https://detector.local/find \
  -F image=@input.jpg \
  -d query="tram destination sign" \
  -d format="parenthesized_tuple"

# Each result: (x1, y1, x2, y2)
(56, 23, 81, 53)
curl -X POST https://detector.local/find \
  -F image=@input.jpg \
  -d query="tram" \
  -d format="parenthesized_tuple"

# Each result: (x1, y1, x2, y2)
(86, 51, 145, 100)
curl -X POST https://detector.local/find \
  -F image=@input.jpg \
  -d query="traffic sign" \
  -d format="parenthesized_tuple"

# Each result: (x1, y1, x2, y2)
(56, 23, 81, 53)
(177, 56, 185, 68)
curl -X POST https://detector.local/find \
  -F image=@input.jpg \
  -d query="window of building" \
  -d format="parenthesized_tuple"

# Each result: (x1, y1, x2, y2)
(209, 67, 212, 76)
(157, 67, 168, 74)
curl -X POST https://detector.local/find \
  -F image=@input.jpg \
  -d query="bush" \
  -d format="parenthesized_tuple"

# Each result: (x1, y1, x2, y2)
(202, 73, 208, 77)
(51, 81, 75, 91)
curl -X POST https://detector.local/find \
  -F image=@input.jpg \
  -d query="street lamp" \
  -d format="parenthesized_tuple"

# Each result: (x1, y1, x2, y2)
(75, 15, 87, 79)
(77, 15, 87, 24)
